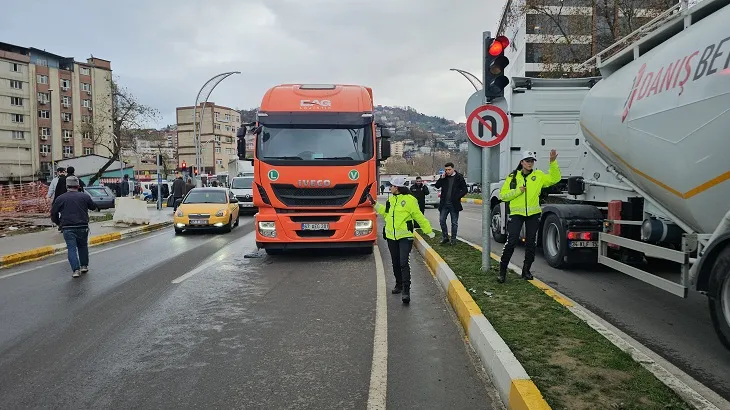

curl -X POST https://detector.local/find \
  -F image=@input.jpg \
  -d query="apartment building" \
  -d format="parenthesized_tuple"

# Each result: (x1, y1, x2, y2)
(0, 41, 113, 182)
(496, 0, 674, 78)
(176, 103, 241, 175)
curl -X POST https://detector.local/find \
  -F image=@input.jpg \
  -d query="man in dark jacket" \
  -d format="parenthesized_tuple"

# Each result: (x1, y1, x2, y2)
(65, 166, 85, 192)
(171, 175, 186, 211)
(51, 176, 99, 278)
(409, 176, 430, 228)
(120, 175, 130, 197)
(434, 162, 468, 245)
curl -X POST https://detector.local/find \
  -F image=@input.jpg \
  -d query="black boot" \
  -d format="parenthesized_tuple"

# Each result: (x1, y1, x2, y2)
(497, 266, 507, 283)
(440, 237, 449, 245)
(391, 283, 402, 294)
(402, 284, 410, 304)
(522, 263, 534, 280)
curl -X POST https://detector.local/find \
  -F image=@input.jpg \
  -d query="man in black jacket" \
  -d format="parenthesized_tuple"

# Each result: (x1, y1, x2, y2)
(434, 162, 468, 245)
(171, 175, 186, 211)
(409, 176, 430, 228)
(51, 176, 99, 278)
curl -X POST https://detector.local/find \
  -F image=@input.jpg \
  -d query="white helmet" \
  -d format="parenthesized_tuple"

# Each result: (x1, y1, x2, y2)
(521, 150, 537, 161)
(389, 176, 408, 187)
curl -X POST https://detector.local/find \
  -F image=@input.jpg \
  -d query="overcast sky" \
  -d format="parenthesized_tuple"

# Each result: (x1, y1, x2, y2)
(1, 0, 505, 127)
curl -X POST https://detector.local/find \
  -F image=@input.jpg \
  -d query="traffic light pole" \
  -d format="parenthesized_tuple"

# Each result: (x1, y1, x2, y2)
(157, 154, 163, 210)
(481, 30, 492, 273)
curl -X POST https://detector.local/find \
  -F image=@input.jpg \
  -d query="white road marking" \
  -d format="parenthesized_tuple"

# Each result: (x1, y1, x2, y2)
(0, 231, 169, 280)
(171, 231, 255, 284)
(367, 245, 388, 410)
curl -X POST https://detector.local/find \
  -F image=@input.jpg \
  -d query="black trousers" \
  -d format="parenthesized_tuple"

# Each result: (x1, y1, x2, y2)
(414, 204, 426, 228)
(387, 238, 414, 288)
(500, 213, 541, 272)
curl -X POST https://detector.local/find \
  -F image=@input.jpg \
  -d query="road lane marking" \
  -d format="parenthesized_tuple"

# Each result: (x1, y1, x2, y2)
(171, 231, 255, 284)
(0, 231, 170, 280)
(367, 245, 388, 410)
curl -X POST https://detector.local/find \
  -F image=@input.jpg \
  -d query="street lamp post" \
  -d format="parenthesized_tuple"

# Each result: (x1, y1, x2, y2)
(193, 71, 240, 187)
(48, 89, 54, 181)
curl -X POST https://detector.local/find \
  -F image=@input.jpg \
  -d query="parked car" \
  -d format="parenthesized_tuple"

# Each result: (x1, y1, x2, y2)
(85, 186, 116, 209)
(425, 183, 440, 208)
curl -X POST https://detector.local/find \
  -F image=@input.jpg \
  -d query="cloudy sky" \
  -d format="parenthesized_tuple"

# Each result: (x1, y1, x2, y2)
(1, 0, 505, 126)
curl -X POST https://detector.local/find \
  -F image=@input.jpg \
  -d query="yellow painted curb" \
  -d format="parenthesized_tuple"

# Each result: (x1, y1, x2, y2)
(423, 247, 444, 273)
(509, 380, 551, 410)
(446, 279, 482, 332)
(88, 232, 123, 246)
(0, 246, 56, 267)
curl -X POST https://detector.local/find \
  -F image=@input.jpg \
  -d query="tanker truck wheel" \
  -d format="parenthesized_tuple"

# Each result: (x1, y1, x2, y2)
(708, 246, 730, 350)
(542, 213, 568, 269)
(491, 204, 507, 243)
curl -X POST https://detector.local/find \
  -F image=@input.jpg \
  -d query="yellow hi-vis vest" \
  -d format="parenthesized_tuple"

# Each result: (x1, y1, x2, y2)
(375, 194, 433, 240)
(499, 160, 561, 217)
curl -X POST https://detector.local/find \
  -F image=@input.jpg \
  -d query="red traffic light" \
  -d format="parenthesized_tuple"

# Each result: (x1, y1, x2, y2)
(488, 36, 510, 56)
(181, 161, 187, 168)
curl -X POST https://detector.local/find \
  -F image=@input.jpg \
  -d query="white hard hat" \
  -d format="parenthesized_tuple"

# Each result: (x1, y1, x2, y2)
(521, 150, 538, 161)
(390, 176, 408, 187)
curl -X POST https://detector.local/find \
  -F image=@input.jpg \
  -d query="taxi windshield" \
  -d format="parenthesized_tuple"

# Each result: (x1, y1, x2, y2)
(183, 191, 227, 204)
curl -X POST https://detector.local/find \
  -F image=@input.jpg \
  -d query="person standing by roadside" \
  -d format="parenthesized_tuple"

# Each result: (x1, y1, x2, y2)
(370, 176, 435, 304)
(434, 162, 468, 245)
(51, 176, 100, 278)
(46, 167, 66, 200)
(185, 177, 195, 194)
(65, 166, 84, 192)
(120, 175, 130, 197)
(497, 150, 561, 283)
(409, 176, 430, 229)
(171, 174, 186, 211)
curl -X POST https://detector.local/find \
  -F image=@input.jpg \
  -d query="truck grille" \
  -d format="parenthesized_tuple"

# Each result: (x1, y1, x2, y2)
(236, 195, 253, 203)
(270, 184, 357, 207)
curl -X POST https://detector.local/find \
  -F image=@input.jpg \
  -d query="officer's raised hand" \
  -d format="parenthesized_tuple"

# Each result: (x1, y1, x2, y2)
(550, 149, 558, 162)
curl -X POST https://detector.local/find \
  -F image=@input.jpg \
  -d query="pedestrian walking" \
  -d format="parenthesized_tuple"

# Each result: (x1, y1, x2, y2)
(50, 176, 100, 278)
(497, 150, 561, 283)
(120, 175, 130, 197)
(65, 166, 85, 192)
(46, 167, 66, 200)
(409, 176, 430, 229)
(433, 162, 468, 245)
(371, 176, 435, 304)
(171, 174, 186, 211)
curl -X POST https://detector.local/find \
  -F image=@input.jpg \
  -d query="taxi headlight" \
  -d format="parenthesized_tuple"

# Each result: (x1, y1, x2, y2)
(176, 210, 184, 217)
(215, 209, 226, 217)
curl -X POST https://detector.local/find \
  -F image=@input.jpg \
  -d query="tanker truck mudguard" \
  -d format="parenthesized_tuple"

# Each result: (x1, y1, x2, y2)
(244, 84, 391, 255)
(490, 0, 730, 349)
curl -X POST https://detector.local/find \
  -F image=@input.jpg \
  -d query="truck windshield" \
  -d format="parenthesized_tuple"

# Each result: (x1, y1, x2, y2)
(231, 177, 253, 189)
(258, 125, 373, 163)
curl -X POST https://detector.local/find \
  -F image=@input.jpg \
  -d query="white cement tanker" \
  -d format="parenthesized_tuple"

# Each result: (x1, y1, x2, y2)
(489, 0, 730, 349)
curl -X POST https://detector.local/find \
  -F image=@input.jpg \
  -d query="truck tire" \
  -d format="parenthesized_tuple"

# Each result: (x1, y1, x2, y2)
(708, 246, 730, 350)
(491, 204, 507, 244)
(542, 213, 568, 268)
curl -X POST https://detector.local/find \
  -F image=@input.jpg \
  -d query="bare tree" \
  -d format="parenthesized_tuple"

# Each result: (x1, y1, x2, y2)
(500, 0, 676, 77)
(77, 78, 160, 185)
(385, 152, 468, 176)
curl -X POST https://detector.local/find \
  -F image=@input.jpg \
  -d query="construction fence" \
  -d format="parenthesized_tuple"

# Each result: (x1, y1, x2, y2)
(0, 182, 52, 218)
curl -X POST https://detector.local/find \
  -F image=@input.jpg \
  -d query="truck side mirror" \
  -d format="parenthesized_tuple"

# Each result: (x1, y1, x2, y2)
(379, 139, 391, 161)
(380, 127, 392, 138)
(236, 127, 247, 160)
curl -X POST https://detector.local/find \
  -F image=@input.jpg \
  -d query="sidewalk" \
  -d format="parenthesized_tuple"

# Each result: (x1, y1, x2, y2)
(0, 208, 173, 267)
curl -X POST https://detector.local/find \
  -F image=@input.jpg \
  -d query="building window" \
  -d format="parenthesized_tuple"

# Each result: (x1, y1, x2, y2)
(216, 159, 223, 166)
(61, 79, 70, 90)
(215, 112, 220, 120)
(525, 43, 591, 64)
(37, 75, 48, 84)
(62, 113, 72, 122)
(82, 99, 91, 108)
(80, 67, 90, 75)
(40, 127, 50, 139)
(62, 96, 71, 107)
(10, 63, 20, 72)
(81, 115, 91, 123)
(40, 144, 50, 154)
(63, 146, 73, 156)
(9, 80, 22, 89)
(215, 147, 221, 153)
(10, 97, 22, 106)
(11, 114, 24, 123)
(84, 147, 93, 155)
(39, 110, 50, 119)
(83, 132, 91, 140)
(37, 92, 49, 104)
(81, 83, 91, 92)
(63, 130, 72, 141)
(215, 124, 221, 130)
(12, 131, 24, 140)
(36, 58, 48, 67)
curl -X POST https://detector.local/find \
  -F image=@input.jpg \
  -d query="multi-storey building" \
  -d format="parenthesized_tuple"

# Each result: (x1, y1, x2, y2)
(176, 103, 241, 175)
(0, 41, 113, 182)
(496, 0, 675, 78)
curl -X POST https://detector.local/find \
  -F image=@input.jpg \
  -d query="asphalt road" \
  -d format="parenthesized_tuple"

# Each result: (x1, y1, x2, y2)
(0, 215, 501, 409)
(424, 203, 730, 402)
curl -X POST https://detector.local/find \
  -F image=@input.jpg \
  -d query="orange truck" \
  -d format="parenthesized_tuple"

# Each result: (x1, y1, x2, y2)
(239, 84, 392, 254)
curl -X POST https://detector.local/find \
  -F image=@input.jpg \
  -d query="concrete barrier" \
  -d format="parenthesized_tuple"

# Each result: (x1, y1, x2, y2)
(113, 197, 151, 225)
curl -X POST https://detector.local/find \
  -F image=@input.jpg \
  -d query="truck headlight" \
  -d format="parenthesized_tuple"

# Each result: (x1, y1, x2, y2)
(215, 209, 226, 217)
(258, 221, 277, 237)
(355, 220, 373, 236)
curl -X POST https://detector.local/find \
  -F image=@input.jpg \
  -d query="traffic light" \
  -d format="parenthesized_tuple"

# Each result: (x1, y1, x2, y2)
(484, 35, 510, 100)
(181, 160, 187, 170)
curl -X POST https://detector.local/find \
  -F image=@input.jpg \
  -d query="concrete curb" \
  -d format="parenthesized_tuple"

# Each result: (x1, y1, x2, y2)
(413, 232, 551, 410)
(461, 197, 483, 205)
(0, 221, 173, 270)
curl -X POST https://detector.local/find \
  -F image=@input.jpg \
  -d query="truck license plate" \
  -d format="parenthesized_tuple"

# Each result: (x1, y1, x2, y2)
(190, 219, 208, 225)
(302, 223, 329, 231)
(570, 240, 597, 248)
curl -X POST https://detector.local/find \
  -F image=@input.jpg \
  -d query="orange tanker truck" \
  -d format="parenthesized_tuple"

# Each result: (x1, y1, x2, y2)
(238, 84, 392, 255)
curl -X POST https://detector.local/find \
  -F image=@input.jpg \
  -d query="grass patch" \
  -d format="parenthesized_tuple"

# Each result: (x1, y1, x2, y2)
(89, 213, 113, 223)
(464, 193, 482, 199)
(421, 230, 689, 410)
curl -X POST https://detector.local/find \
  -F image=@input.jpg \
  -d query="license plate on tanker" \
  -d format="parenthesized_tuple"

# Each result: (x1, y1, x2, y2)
(570, 240, 597, 248)
(302, 223, 329, 231)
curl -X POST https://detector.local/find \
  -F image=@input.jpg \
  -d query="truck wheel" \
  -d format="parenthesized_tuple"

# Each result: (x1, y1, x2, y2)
(491, 204, 507, 243)
(542, 213, 568, 268)
(708, 246, 730, 350)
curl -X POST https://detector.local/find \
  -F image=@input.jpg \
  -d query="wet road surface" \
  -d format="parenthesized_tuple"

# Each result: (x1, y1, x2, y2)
(425, 203, 730, 402)
(0, 215, 501, 409)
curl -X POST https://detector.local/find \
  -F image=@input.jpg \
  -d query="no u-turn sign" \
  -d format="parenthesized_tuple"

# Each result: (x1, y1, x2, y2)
(466, 104, 509, 148)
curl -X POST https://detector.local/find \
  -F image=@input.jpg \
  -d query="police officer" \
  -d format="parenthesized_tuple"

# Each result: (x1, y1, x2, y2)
(370, 176, 435, 304)
(498, 150, 561, 283)
(409, 176, 430, 228)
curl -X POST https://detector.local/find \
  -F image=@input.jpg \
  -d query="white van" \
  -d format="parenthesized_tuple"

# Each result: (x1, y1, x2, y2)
(229, 176, 256, 213)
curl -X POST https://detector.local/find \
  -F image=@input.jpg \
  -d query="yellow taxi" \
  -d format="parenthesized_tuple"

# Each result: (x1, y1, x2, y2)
(174, 188, 240, 235)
